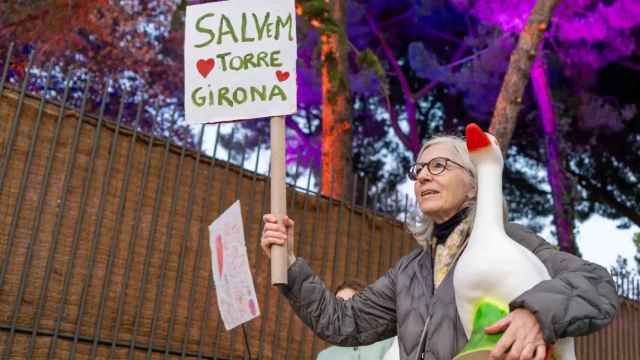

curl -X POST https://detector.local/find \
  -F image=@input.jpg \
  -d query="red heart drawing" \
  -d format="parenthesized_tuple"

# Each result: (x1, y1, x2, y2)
(216, 234, 224, 276)
(276, 70, 290, 82)
(197, 58, 215, 78)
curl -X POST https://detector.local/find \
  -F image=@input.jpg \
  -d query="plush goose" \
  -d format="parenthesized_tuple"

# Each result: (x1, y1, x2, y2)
(452, 123, 575, 360)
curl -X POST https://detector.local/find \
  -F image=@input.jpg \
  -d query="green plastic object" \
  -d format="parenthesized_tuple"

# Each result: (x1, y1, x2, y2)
(453, 298, 508, 360)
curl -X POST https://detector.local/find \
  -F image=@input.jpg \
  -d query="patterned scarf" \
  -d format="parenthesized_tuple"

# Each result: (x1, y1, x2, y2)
(431, 214, 473, 288)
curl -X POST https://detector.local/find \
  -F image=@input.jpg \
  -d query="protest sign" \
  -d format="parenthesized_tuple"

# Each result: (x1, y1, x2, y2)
(185, 0, 297, 124)
(209, 200, 260, 330)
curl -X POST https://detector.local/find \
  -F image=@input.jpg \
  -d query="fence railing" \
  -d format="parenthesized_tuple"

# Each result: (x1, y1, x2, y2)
(0, 46, 417, 358)
(612, 273, 640, 302)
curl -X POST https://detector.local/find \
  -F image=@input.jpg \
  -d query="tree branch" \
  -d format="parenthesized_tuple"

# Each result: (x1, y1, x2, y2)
(286, 116, 312, 139)
(367, 12, 420, 155)
(488, 0, 562, 153)
(413, 43, 468, 100)
(0, 9, 50, 35)
(367, 13, 413, 106)
(568, 168, 640, 227)
(385, 94, 410, 148)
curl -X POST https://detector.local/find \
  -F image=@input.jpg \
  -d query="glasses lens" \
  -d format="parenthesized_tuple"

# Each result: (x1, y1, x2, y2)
(428, 158, 447, 175)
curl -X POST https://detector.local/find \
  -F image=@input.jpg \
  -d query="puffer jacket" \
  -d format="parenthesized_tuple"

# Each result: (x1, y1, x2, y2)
(279, 223, 619, 360)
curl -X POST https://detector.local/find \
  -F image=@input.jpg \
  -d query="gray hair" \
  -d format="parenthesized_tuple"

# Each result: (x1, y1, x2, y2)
(406, 135, 477, 247)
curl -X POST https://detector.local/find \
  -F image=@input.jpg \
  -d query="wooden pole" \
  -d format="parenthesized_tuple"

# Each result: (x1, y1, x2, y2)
(270, 115, 288, 285)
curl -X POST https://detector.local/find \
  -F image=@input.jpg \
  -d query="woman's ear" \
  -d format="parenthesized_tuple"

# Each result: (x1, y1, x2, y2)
(466, 176, 477, 201)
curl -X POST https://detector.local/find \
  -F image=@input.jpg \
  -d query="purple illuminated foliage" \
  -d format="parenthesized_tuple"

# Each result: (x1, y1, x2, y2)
(1, 0, 638, 233)
(450, 0, 640, 69)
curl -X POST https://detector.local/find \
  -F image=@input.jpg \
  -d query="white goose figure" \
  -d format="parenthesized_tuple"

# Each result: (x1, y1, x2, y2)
(452, 123, 575, 360)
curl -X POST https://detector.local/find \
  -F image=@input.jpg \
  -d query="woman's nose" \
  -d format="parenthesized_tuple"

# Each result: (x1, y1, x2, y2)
(416, 168, 432, 182)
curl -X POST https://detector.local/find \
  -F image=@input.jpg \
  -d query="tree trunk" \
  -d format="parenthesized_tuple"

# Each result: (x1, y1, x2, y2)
(488, 0, 561, 152)
(321, 0, 353, 200)
(531, 57, 580, 255)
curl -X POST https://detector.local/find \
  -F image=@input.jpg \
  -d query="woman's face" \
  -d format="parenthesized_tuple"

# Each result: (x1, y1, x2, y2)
(413, 143, 475, 223)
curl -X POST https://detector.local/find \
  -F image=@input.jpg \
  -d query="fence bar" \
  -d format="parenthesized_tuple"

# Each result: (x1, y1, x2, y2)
(284, 168, 314, 360)
(70, 89, 128, 359)
(353, 186, 367, 298)
(146, 127, 189, 359)
(632, 300, 640, 354)
(401, 194, 410, 256)
(366, 191, 380, 282)
(240, 139, 265, 360)
(227, 145, 248, 355)
(297, 170, 323, 360)
(194, 124, 223, 359)
(343, 175, 358, 277)
(47, 79, 111, 358)
(179, 124, 220, 358)
(355, 177, 368, 279)
(25, 71, 74, 358)
(1, 64, 54, 359)
(387, 192, 398, 267)
(310, 169, 335, 358)
(209, 127, 237, 358)
(128, 110, 178, 359)
(254, 163, 272, 358)
(109, 102, 162, 359)
(256, 164, 273, 360)
(328, 196, 345, 295)
(377, 194, 387, 277)
(0, 48, 34, 194)
(163, 125, 206, 358)
(89, 99, 143, 358)
(0, 50, 35, 288)
(0, 42, 15, 96)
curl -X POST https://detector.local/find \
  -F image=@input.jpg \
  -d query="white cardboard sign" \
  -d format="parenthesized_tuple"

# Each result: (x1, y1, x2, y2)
(209, 200, 260, 330)
(185, 0, 298, 124)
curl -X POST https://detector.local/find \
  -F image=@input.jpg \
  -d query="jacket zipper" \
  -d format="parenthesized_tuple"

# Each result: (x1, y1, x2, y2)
(416, 244, 438, 360)
(416, 314, 431, 360)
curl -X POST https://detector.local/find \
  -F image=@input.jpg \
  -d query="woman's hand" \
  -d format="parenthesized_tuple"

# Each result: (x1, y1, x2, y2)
(261, 214, 295, 266)
(485, 308, 547, 360)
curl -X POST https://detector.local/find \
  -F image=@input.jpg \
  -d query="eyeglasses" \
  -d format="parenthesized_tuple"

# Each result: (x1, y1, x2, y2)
(408, 157, 467, 180)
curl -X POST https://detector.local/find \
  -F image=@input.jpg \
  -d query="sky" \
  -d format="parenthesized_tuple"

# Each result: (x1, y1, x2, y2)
(197, 123, 639, 275)
(547, 215, 638, 273)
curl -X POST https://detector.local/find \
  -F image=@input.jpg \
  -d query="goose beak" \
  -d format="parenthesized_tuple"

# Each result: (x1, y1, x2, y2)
(466, 123, 491, 152)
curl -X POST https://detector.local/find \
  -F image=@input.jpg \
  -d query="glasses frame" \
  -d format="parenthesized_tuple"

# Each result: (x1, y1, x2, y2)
(408, 157, 467, 180)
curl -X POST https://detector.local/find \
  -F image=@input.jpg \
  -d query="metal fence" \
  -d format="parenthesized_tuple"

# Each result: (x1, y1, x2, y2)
(613, 273, 640, 302)
(0, 45, 417, 359)
(0, 45, 639, 359)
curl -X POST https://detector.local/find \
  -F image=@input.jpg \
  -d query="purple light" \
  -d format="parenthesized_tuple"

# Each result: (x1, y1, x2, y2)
(531, 57, 555, 135)
(451, 0, 640, 69)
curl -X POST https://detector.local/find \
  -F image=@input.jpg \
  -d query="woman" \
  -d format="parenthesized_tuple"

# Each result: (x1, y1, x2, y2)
(316, 279, 396, 359)
(261, 135, 618, 360)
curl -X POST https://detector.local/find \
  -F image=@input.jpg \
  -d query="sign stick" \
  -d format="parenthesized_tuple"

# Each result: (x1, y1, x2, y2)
(270, 115, 288, 285)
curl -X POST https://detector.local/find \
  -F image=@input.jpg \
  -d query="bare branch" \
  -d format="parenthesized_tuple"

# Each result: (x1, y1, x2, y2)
(489, 0, 562, 153)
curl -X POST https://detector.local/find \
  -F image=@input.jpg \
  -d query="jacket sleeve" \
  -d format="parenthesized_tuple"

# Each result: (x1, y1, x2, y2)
(279, 257, 399, 346)
(506, 224, 619, 344)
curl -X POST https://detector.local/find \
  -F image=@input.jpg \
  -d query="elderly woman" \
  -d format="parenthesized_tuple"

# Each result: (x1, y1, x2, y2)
(261, 135, 618, 360)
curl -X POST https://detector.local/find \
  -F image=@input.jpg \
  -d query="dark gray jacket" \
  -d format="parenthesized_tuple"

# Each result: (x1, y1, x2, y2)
(280, 223, 619, 360)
